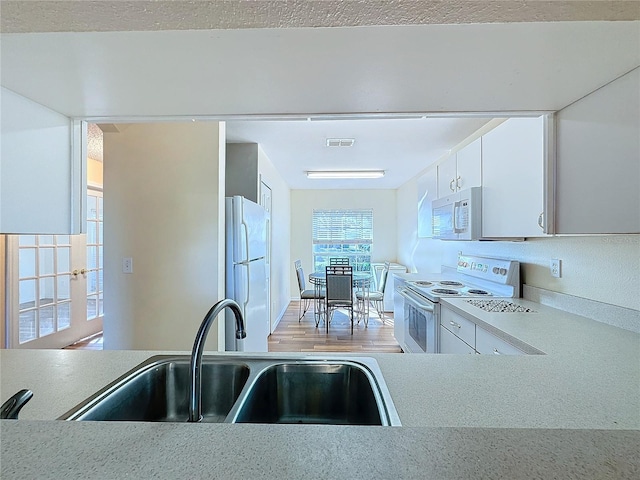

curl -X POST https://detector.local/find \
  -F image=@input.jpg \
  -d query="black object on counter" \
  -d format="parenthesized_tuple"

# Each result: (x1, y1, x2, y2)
(1, 389, 33, 419)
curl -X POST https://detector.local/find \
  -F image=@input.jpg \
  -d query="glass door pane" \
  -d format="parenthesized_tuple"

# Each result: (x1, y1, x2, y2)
(86, 190, 103, 321)
(16, 235, 72, 344)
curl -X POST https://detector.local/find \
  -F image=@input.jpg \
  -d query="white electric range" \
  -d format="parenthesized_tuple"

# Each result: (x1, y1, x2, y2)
(398, 255, 520, 353)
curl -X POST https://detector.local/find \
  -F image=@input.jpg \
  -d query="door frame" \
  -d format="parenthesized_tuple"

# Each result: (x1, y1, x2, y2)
(4, 196, 104, 349)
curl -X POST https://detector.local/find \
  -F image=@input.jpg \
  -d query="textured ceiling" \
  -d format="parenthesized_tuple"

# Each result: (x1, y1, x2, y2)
(2, 0, 639, 33)
(87, 123, 103, 162)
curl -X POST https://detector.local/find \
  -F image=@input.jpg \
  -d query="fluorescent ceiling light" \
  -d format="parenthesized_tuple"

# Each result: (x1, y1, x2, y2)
(306, 170, 385, 179)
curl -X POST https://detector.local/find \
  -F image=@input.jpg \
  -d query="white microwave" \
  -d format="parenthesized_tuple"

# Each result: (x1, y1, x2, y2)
(432, 187, 482, 240)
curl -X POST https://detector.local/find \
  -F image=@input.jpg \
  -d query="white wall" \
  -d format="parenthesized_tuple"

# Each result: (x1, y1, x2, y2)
(397, 175, 640, 312)
(290, 189, 397, 296)
(257, 145, 291, 330)
(103, 122, 226, 350)
(397, 174, 444, 274)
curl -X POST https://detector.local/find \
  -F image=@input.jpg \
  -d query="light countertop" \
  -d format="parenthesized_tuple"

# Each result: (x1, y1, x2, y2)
(1, 299, 639, 479)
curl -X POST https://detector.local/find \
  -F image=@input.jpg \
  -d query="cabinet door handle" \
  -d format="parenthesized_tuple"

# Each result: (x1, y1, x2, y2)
(449, 179, 456, 192)
(538, 212, 544, 230)
(449, 321, 461, 329)
(493, 348, 501, 355)
(455, 176, 461, 190)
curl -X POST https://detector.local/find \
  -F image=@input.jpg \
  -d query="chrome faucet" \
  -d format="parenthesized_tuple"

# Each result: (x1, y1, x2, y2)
(189, 298, 246, 422)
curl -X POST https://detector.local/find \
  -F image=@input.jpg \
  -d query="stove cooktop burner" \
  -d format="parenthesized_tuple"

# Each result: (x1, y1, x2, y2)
(414, 281, 434, 287)
(467, 289, 490, 295)
(431, 288, 461, 295)
(438, 281, 464, 288)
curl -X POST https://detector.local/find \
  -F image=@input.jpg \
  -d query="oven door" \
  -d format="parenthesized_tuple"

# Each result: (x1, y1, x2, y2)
(398, 288, 438, 353)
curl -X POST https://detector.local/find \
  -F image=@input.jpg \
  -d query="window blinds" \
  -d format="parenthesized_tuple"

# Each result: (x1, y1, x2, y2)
(312, 209, 373, 245)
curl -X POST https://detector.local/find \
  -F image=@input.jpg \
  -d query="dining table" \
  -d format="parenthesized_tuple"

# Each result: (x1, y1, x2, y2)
(308, 271, 373, 332)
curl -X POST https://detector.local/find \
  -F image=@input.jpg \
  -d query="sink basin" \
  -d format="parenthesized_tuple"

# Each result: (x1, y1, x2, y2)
(60, 355, 401, 426)
(61, 357, 250, 422)
(233, 362, 386, 425)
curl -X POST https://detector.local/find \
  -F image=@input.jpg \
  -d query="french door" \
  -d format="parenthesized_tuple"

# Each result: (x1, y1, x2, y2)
(5, 189, 103, 348)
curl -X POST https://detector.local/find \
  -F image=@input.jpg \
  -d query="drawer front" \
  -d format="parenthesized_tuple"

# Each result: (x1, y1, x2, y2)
(439, 325, 475, 354)
(440, 307, 475, 347)
(475, 327, 524, 355)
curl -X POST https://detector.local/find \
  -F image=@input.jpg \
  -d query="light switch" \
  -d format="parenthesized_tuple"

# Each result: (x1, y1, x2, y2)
(122, 257, 133, 274)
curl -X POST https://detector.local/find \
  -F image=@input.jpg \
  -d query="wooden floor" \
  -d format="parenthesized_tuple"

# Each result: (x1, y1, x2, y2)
(63, 332, 104, 350)
(64, 301, 403, 354)
(268, 301, 403, 353)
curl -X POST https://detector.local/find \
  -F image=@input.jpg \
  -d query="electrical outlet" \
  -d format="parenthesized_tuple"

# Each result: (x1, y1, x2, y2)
(550, 259, 561, 278)
(122, 257, 133, 274)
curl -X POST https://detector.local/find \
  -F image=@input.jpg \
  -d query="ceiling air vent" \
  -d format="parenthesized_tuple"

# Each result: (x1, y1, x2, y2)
(326, 138, 355, 147)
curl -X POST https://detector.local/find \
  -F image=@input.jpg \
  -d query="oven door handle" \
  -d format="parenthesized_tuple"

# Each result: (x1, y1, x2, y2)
(398, 288, 435, 312)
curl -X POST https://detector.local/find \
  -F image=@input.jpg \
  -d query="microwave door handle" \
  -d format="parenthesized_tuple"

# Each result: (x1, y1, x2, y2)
(453, 201, 460, 233)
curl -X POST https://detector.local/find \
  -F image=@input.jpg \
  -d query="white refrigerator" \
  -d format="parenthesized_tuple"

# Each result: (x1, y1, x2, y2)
(225, 196, 269, 352)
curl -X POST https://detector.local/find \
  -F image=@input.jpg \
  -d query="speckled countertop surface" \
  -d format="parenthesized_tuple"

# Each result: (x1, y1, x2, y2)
(2, 421, 638, 480)
(439, 296, 640, 357)
(1, 300, 639, 479)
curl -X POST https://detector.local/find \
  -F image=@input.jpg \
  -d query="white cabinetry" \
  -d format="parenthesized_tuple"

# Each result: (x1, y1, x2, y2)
(440, 324, 475, 354)
(475, 327, 524, 355)
(437, 137, 482, 197)
(1, 88, 85, 234)
(441, 307, 476, 347)
(481, 116, 548, 238)
(554, 68, 639, 234)
(439, 305, 525, 355)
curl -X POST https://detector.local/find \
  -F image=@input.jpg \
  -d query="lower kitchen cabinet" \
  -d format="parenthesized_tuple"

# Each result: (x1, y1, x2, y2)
(441, 306, 476, 347)
(440, 325, 475, 354)
(475, 327, 524, 355)
(439, 305, 525, 355)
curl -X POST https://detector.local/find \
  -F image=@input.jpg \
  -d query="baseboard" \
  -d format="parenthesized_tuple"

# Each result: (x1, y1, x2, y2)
(270, 302, 289, 333)
(523, 285, 640, 333)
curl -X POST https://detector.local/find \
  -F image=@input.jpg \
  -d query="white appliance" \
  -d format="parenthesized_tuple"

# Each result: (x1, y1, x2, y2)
(432, 187, 482, 240)
(397, 255, 520, 353)
(225, 196, 269, 352)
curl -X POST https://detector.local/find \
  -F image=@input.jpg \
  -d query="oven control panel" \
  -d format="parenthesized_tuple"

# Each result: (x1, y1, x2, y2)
(457, 255, 518, 285)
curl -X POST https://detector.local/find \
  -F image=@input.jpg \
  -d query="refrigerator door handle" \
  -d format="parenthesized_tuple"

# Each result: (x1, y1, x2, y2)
(241, 220, 250, 263)
(244, 263, 250, 307)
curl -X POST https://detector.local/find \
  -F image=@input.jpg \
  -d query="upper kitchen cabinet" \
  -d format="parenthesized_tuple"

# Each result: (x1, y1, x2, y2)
(0, 88, 85, 234)
(226, 143, 262, 203)
(481, 116, 549, 238)
(437, 137, 482, 197)
(554, 68, 639, 234)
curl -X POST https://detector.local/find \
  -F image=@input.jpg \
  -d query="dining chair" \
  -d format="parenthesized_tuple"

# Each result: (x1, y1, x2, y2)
(325, 265, 354, 334)
(329, 257, 350, 266)
(294, 260, 325, 322)
(356, 261, 390, 324)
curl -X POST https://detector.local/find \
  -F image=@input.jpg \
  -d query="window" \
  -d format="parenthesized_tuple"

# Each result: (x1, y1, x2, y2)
(312, 209, 373, 272)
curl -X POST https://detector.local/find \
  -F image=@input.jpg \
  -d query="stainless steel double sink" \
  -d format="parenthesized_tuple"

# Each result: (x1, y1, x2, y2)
(59, 355, 401, 426)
